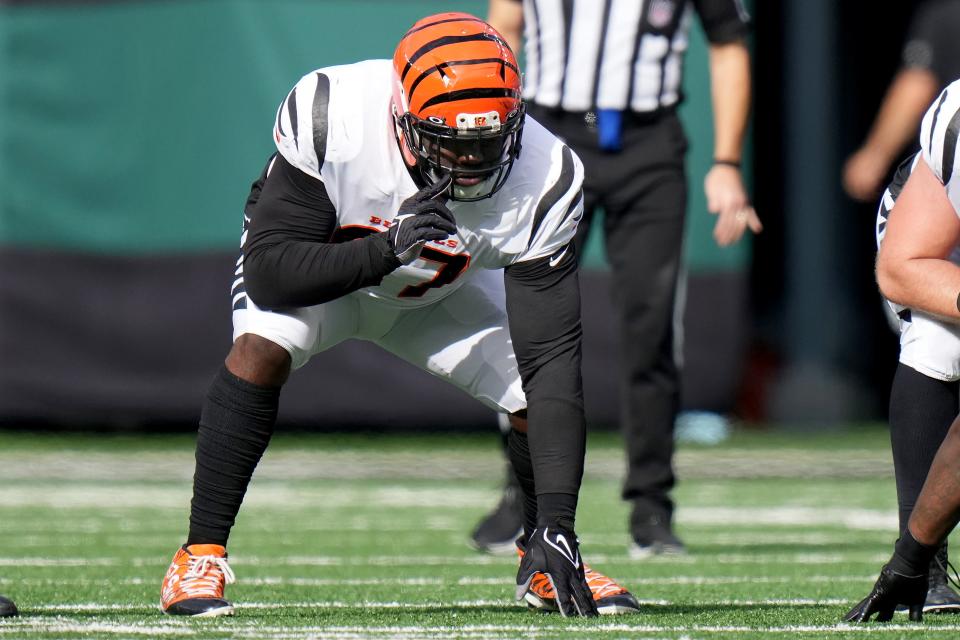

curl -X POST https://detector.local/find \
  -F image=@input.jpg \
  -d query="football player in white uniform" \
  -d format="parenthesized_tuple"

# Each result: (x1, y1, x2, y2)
(846, 80, 960, 623)
(159, 12, 639, 618)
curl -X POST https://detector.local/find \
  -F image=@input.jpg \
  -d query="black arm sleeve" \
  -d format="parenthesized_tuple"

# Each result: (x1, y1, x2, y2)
(692, 0, 751, 44)
(903, 1, 960, 85)
(504, 246, 585, 498)
(242, 154, 400, 309)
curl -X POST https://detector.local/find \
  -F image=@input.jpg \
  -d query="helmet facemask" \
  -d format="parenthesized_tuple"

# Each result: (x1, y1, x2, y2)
(392, 11, 524, 200)
(397, 104, 524, 202)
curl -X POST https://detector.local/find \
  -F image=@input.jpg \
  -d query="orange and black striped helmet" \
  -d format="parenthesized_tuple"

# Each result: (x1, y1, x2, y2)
(392, 12, 524, 201)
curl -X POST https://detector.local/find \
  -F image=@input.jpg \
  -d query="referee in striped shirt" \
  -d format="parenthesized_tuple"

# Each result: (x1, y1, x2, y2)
(474, 0, 761, 557)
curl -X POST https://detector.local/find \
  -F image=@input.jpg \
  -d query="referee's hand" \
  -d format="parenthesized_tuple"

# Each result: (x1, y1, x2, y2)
(705, 164, 762, 247)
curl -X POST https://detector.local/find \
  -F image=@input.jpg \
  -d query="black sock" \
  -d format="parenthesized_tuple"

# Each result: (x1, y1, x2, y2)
(507, 429, 539, 542)
(890, 528, 939, 576)
(536, 492, 577, 533)
(889, 363, 959, 531)
(187, 365, 280, 546)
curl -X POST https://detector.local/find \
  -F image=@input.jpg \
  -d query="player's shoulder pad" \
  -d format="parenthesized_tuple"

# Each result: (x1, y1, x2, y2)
(273, 61, 384, 180)
(516, 117, 585, 263)
(920, 79, 960, 186)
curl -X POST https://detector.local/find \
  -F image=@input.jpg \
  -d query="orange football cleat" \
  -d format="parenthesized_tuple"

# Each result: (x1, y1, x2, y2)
(160, 544, 236, 617)
(517, 542, 640, 615)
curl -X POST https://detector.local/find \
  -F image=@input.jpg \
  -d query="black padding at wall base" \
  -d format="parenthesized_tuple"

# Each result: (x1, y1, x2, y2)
(0, 247, 234, 426)
(0, 248, 747, 430)
(578, 268, 749, 425)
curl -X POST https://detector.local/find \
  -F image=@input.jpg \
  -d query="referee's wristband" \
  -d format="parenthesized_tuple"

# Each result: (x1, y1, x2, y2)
(713, 159, 741, 169)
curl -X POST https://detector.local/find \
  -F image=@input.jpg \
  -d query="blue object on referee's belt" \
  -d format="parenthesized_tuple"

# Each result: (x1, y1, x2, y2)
(596, 108, 623, 152)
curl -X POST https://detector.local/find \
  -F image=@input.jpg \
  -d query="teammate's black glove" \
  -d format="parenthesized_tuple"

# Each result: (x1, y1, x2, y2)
(388, 175, 456, 264)
(515, 527, 599, 617)
(843, 564, 927, 623)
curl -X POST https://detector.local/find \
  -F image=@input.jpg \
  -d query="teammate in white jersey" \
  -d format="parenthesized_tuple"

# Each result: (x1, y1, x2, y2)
(846, 80, 960, 623)
(159, 12, 639, 619)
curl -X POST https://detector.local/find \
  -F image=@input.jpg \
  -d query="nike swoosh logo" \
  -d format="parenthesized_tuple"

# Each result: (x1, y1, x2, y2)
(544, 528, 580, 568)
(548, 247, 568, 268)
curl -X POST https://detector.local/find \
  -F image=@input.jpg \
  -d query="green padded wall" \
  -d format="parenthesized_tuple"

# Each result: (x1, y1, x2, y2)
(0, 0, 749, 270)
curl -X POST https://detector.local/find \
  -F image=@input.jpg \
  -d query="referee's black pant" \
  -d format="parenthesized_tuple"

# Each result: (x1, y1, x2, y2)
(529, 105, 687, 526)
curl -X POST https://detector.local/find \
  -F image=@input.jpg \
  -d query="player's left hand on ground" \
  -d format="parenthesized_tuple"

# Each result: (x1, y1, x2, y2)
(516, 527, 599, 617)
(843, 565, 928, 623)
(704, 163, 762, 247)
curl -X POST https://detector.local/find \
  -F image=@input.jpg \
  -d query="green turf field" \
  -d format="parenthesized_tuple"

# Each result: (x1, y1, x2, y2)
(0, 426, 958, 639)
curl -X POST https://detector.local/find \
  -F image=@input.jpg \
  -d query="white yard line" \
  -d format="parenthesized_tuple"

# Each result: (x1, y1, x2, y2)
(0, 483, 901, 533)
(0, 621, 195, 636)
(676, 506, 897, 530)
(0, 446, 893, 482)
(0, 557, 119, 567)
(0, 574, 882, 588)
(25, 597, 857, 612)
(0, 574, 883, 589)
(0, 486, 494, 509)
(4, 620, 960, 638)
(0, 551, 890, 568)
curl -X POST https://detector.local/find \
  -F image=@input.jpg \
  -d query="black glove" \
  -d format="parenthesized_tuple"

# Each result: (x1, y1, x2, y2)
(515, 527, 599, 617)
(843, 564, 927, 623)
(388, 175, 456, 264)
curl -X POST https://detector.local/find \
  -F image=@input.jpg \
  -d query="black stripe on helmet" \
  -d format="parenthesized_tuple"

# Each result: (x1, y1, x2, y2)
(401, 33, 509, 83)
(408, 58, 520, 105)
(418, 87, 519, 111)
(403, 16, 487, 39)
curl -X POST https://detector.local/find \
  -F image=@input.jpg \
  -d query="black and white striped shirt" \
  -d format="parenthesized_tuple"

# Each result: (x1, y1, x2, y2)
(514, 0, 750, 113)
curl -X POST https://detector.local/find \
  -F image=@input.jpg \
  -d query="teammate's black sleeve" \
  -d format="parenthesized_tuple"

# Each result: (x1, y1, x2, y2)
(242, 154, 400, 309)
(692, 0, 750, 44)
(504, 246, 585, 509)
(903, 1, 960, 85)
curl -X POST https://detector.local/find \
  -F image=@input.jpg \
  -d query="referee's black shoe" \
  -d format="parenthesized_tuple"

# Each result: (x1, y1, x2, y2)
(629, 503, 686, 559)
(0, 595, 17, 617)
(470, 476, 523, 555)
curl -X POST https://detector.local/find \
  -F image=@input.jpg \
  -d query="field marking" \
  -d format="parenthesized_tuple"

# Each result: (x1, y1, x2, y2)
(5, 620, 960, 638)
(0, 574, 883, 588)
(0, 485, 901, 532)
(0, 486, 494, 509)
(0, 445, 893, 483)
(676, 506, 898, 531)
(0, 551, 890, 568)
(24, 598, 860, 613)
(0, 557, 119, 567)
(0, 621, 194, 636)
(0, 527, 897, 550)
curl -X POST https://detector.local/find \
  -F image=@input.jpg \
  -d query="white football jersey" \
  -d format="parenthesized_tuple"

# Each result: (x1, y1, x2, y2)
(921, 79, 960, 217)
(272, 59, 584, 308)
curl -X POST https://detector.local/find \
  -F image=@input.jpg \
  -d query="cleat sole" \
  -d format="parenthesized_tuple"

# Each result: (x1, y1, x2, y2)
(925, 603, 960, 614)
(191, 605, 235, 618)
(523, 591, 557, 612)
(598, 602, 642, 615)
(162, 604, 235, 617)
(524, 591, 639, 615)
